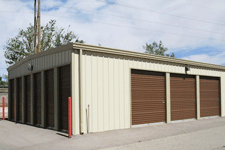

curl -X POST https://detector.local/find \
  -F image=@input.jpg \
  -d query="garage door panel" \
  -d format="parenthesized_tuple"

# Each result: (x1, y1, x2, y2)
(171, 104, 195, 109)
(132, 95, 165, 100)
(200, 91, 219, 98)
(201, 101, 219, 107)
(132, 105, 165, 112)
(170, 74, 196, 121)
(132, 112, 165, 125)
(132, 101, 165, 108)
(131, 69, 166, 125)
(171, 96, 195, 101)
(200, 108, 219, 117)
(171, 110, 196, 121)
(200, 77, 220, 117)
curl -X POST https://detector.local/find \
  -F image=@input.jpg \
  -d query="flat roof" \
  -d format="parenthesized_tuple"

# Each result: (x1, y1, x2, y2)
(73, 43, 225, 71)
(7, 42, 225, 71)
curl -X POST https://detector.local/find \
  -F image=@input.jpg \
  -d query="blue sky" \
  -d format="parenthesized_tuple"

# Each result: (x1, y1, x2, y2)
(0, 0, 225, 78)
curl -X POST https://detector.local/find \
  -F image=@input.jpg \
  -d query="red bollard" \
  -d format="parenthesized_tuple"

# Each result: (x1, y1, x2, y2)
(2, 97, 5, 120)
(68, 97, 71, 138)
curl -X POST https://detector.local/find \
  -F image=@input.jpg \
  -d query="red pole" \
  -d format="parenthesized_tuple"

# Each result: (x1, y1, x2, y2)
(2, 97, 5, 120)
(68, 97, 71, 138)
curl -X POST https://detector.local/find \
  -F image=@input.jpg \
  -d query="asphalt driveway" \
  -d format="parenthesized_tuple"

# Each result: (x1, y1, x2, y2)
(0, 117, 224, 150)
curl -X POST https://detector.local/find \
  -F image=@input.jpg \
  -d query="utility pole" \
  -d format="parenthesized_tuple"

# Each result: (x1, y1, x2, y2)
(37, 0, 41, 53)
(34, 0, 37, 53)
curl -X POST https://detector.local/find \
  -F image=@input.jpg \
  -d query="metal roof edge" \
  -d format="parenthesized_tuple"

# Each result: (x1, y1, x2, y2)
(73, 42, 225, 71)
(7, 43, 73, 72)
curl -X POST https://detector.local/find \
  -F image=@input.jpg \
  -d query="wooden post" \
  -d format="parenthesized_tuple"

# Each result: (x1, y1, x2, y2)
(37, 0, 41, 53)
(34, 0, 37, 53)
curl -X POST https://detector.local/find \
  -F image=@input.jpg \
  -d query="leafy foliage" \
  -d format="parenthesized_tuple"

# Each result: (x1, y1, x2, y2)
(0, 74, 8, 88)
(4, 20, 84, 65)
(143, 41, 175, 57)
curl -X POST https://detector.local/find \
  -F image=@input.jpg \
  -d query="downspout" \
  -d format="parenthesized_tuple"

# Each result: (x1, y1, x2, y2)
(79, 49, 83, 134)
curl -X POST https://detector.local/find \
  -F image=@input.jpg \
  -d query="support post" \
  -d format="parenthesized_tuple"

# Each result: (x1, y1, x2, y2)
(2, 97, 5, 120)
(54, 68, 59, 130)
(41, 71, 45, 128)
(166, 73, 171, 123)
(196, 75, 200, 120)
(68, 97, 72, 138)
(14, 79, 17, 122)
(8, 80, 11, 121)
(79, 49, 83, 134)
(31, 74, 34, 125)
(22, 76, 25, 123)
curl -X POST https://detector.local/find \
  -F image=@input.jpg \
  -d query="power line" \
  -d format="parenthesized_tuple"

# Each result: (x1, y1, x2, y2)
(1, 9, 225, 36)
(44, 14, 225, 42)
(170, 0, 221, 12)
(1, 0, 222, 12)
(3, 0, 225, 27)
(0, 11, 33, 14)
(96, 0, 225, 27)
(1, 10, 225, 42)
(70, 8, 225, 35)
(2, 0, 225, 25)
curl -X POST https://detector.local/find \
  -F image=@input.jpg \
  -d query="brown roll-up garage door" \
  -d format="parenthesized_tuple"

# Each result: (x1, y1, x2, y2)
(200, 76, 220, 117)
(17, 77, 22, 122)
(170, 74, 196, 121)
(34, 72, 42, 126)
(25, 75, 31, 124)
(59, 65, 71, 131)
(10, 79, 15, 121)
(131, 69, 166, 125)
(45, 69, 54, 128)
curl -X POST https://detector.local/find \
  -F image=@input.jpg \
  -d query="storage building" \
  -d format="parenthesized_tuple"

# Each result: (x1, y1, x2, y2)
(8, 43, 225, 135)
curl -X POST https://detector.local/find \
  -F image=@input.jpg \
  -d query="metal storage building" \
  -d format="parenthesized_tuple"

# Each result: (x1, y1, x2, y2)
(8, 43, 225, 135)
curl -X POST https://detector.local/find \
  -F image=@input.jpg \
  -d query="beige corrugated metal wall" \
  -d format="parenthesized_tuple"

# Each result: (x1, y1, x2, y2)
(72, 50, 225, 134)
(221, 73, 225, 116)
(8, 50, 71, 79)
(72, 50, 80, 135)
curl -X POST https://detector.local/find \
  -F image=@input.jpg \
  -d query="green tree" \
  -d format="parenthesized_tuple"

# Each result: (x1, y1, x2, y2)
(0, 75, 8, 88)
(4, 19, 84, 65)
(143, 41, 175, 57)
(3, 74, 8, 82)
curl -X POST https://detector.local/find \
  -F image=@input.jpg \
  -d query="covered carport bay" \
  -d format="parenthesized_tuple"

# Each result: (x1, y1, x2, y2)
(8, 44, 72, 133)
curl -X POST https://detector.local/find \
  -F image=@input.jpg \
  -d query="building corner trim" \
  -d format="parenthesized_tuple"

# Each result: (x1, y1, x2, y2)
(196, 76, 200, 120)
(166, 73, 171, 123)
(79, 49, 83, 134)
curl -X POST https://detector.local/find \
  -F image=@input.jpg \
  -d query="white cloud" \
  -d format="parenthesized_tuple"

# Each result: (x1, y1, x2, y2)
(182, 52, 225, 65)
(0, 0, 225, 76)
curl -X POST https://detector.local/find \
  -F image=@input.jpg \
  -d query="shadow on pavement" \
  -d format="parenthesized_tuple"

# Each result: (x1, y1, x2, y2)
(57, 133, 69, 138)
